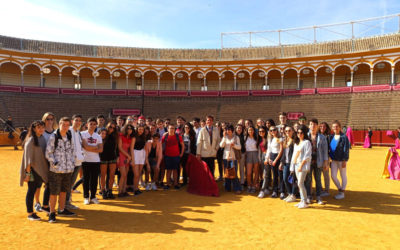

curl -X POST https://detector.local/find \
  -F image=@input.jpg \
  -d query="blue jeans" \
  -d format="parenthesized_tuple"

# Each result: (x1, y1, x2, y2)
(223, 160, 241, 192)
(283, 163, 293, 195)
(305, 163, 322, 197)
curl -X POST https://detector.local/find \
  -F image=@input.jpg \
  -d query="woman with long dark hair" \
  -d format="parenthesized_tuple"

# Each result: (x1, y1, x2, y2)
(117, 124, 135, 197)
(99, 122, 119, 199)
(245, 126, 259, 193)
(131, 125, 147, 195)
(263, 126, 283, 198)
(181, 122, 196, 185)
(281, 126, 297, 202)
(290, 125, 312, 209)
(235, 124, 246, 187)
(20, 120, 48, 221)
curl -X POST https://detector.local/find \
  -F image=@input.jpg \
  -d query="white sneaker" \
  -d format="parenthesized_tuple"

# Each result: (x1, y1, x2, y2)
(83, 198, 90, 205)
(286, 195, 297, 203)
(294, 202, 302, 207)
(334, 192, 345, 200)
(90, 198, 100, 204)
(320, 191, 330, 197)
(257, 191, 265, 198)
(151, 182, 157, 191)
(72, 189, 81, 193)
(298, 202, 309, 209)
(306, 197, 312, 204)
(145, 183, 151, 191)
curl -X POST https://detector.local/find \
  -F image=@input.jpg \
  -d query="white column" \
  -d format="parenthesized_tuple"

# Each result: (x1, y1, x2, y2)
(141, 76, 144, 90)
(188, 77, 191, 91)
(297, 73, 300, 89)
(331, 72, 335, 87)
(58, 73, 62, 88)
(173, 77, 176, 90)
(281, 75, 284, 89)
(157, 76, 160, 90)
(21, 70, 24, 86)
(110, 75, 113, 89)
(350, 70, 354, 86)
(40, 72, 43, 87)
(391, 66, 395, 85)
(370, 68, 374, 85)
(94, 76, 97, 89)
(249, 75, 252, 90)
(234, 76, 237, 90)
(126, 75, 129, 89)
(314, 72, 317, 88)
(218, 76, 221, 91)
(203, 77, 207, 91)
(265, 76, 268, 89)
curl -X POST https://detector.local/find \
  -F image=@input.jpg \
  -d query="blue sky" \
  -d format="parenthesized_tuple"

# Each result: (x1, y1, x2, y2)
(1, 0, 400, 48)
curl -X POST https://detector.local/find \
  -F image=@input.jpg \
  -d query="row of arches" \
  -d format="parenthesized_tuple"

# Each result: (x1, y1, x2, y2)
(0, 60, 399, 90)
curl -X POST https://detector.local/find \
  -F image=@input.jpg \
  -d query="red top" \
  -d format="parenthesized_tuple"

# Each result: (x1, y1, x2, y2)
(120, 133, 132, 151)
(162, 133, 183, 157)
(259, 139, 267, 152)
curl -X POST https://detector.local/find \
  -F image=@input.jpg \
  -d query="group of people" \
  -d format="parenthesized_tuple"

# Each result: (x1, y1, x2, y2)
(20, 111, 350, 223)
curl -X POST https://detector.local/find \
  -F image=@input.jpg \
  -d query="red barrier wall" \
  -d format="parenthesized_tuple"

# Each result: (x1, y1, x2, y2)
(353, 130, 399, 146)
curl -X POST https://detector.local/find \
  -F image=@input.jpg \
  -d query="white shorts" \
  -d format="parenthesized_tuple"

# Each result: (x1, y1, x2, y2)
(134, 149, 146, 165)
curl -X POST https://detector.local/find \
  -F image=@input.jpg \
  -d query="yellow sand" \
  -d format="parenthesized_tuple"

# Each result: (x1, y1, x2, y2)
(0, 146, 399, 249)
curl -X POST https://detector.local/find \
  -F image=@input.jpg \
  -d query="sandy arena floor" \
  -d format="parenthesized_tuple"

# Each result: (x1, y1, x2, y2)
(0, 146, 399, 249)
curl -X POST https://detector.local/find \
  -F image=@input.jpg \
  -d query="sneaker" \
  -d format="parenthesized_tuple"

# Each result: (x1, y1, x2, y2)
(58, 209, 76, 217)
(294, 202, 302, 207)
(317, 199, 325, 205)
(271, 192, 278, 198)
(134, 190, 142, 195)
(334, 192, 345, 200)
(280, 193, 285, 200)
(65, 203, 79, 210)
(151, 182, 158, 191)
(257, 191, 265, 198)
(117, 193, 125, 197)
(48, 212, 56, 223)
(247, 187, 252, 193)
(306, 197, 312, 204)
(28, 213, 41, 221)
(34, 203, 42, 212)
(72, 189, 81, 193)
(286, 195, 297, 203)
(174, 185, 180, 190)
(145, 183, 151, 191)
(320, 191, 330, 197)
(90, 198, 100, 204)
(163, 185, 170, 190)
(41, 206, 50, 214)
(102, 190, 108, 200)
(298, 202, 309, 209)
(113, 182, 118, 188)
(107, 190, 115, 199)
(83, 198, 90, 205)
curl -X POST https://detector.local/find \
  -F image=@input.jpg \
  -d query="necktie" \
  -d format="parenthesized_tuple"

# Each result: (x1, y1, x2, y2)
(208, 126, 213, 144)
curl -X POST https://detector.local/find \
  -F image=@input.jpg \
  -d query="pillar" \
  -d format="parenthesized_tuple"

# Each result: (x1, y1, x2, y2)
(58, 73, 62, 88)
(94, 76, 97, 89)
(314, 72, 317, 88)
(203, 77, 207, 91)
(297, 73, 300, 89)
(331, 72, 335, 87)
(249, 75, 252, 90)
(391, 66, 395, 85)
(110, 75, 113, 89)
(188, 77, 191, 91)
(126, 75, 129, 89)
(157, 75, 160, 90)
(370, 68, 374, 85)
(218, 76, 221, 91)
(234, 76, 237, 90)
(350, 70, 354, 86)
(281, 75, 284, 89)
(173, 77, 176, 90)
(21, 70, 24, 86)
(40, 72, 44, 87)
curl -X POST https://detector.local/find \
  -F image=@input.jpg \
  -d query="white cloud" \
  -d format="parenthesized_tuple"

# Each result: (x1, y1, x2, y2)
(0, 0, 175, 48)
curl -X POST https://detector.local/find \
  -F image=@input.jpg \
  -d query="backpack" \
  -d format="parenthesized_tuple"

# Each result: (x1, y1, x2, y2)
(162, 133, 182, 153)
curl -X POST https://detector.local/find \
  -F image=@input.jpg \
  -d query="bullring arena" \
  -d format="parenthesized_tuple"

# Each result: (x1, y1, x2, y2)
(1, 12, 400, 249)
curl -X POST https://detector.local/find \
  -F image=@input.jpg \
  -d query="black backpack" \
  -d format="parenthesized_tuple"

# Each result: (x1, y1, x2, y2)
(54, 129, 72, 149)
(162, 133, 182, 153)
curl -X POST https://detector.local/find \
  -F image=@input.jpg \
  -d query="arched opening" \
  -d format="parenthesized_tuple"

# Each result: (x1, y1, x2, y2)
(128, 70, 143, 90)
(373, 61, 391, 85)
(190, 71, 205, 91)
(266, 69, 281, 90)
(96, 68, 111, 89)
(334, 65, 351, 87)
(283, 68, 298, 89)
(353, 63, 370, 86)
(236, 70, 250, 90)
(61, 66, 76, 88)
(0, 62, 21, 85)
(175, 71, 189, 91)
(79, 68, 94, 89)
(316, 66, 333, 88)
(299, 67, 314, 89)
(394, 60, 400, 84)
(143, 70, 158, 90)
(41, 65, 59, 88)
(111, 69, 126, 89)
(251, 70, 266, 90)
(159, 71, 173, 90)
(220, 71, 234, 91)
(23, 64, 41, 87)
(205, 71, 219, 91)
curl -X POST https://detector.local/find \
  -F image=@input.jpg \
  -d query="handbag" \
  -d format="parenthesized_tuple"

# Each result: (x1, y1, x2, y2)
(224, 150, 237, 179)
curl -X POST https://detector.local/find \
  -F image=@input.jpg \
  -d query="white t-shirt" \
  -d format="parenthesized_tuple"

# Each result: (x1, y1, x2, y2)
(81, 130, 103, 163)
(245, 137, 258, 152)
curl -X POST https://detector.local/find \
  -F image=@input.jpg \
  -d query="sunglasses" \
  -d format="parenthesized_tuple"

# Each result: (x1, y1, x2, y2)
(109, 127, 116, 129)
(297, 131, 303, 134)
(285, 130, 291, 133)
(270, 129, 277, 132)
(259, 130, 265, 133)
(46, 118, 54, 121)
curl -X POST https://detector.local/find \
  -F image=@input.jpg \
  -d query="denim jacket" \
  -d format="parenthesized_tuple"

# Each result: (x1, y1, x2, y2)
(328, 133, 350, 162)
(308, 132, 329, 168)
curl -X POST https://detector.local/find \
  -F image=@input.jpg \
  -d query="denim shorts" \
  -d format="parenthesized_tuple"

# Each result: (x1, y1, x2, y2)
(246, 151, 259, 164)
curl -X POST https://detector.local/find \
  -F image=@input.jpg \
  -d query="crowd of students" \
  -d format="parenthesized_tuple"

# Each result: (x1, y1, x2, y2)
(20, 112, 350, 222)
